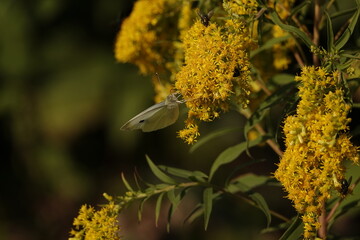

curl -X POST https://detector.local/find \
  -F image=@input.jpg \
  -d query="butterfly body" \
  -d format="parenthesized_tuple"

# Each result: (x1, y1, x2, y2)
(121, 93, 181, 132)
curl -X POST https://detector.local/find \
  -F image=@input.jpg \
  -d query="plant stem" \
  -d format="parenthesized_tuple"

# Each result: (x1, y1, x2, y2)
(326, 177, 360, 222)
(294, 50, 305, 68)
(318, 202, 327, 239)
(334, 18, 351, 41)
(240, 109, 284, 157)
(313, 0, 321, 66)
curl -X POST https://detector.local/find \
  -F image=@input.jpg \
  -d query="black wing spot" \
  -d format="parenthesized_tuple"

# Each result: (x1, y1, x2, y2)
(139, 120, 145, 123)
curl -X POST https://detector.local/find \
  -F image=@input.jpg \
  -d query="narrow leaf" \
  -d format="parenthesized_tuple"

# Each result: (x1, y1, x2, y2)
(271, 74, 295, 85)
(250, 35, 291, 58)
(158, 165, 208, 181)
(155, 192, 165, 227)
(159, 165, 195, 179)
(121, 172, 134, 192)
(335, 5, 360, 50)
(184, 192, 222, 224)
(289, 0, 311, 17)
(166, 188, 186, 231)
(209, 136, 265, 181)
(244, 81, 296, 140)
(138, 196, 150, 222)
(146, 155, 177, 184)
(203, 187, 213, 230)
(225, 159, 268, 185)
(269, 10, 313, 48)
(279, 215, 303, 240)
(227, 173, 271, 193)
(184, 204, 203, 224)
(190, 127, 241, 153)
(249, 193, 271, 227)
(325, 11, 334, 51)
(330, 7, 358, 19)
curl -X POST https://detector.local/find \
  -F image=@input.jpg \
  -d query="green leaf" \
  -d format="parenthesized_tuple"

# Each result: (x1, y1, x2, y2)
(184, 204, 203, 224)
(279, 215, 303, 240)
(325, 11, 334, 51)
(227, 174, 271, 193)
(184, 192, 222, 225)
(341, 53, 360, 59)
(289, 0, 311, 18)
(121, 172, 134, 192)
(225, 159, 268, 185)
(146, 155, 177, 185)
(138, 196, 150, 222)
(155, 192, 165, 227)
(250, 35, 291, 58)
(269, 10, 313, 48)
(226, 175, 272, 227)
(190, 171, 209, 182)
(144, 184, 168, 195)
(271, 74, 295, 86)
(166, 188, 186, 231)
(203, 187, 213, 230)
(334, 4, 360, 50)
(249, 193, 271, 227)
(244, 81, 296, 140)
(330, 7, 358, 19)
(209, 136, 265, 181)
(158, 165, 208, 182)
(190, 127, 241, 153)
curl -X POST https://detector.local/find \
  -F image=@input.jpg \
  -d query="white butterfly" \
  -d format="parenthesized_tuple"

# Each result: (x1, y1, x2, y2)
(121, 93, 183, 132)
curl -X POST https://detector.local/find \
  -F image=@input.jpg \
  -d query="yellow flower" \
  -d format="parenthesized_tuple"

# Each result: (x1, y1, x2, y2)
(223, 0, 259, 16)
(178, 119, 200, 144)
(272, 25, 294, 70)
(267, 0, 296, 70)
(114, 0, 180, 75)
(166, 1, 196, 80)
(268, 0, 295, 20)
(69, 202, 121, 240)
(175, 19, 255, 143)
(274, 66, 359, 239)
(178, 1, 194, 36)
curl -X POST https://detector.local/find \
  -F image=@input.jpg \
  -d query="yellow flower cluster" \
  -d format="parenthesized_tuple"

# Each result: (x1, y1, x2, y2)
(178, 1, 194, 38)
(69, 202, 121, 240)
(268, 0, 295, 19)
(223, 0, 259, 16)
(268, 0, 296, 70)
(274, 66, 359, 239)
(175, 19, 255, 143)
(165, 1, 195, 81)
(114, 0, 179, 74)
(272, 25, 295, 70)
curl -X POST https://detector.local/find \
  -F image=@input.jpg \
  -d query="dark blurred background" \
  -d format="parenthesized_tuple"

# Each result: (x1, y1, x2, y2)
(1, 1, 359, 240)
(0, 1, 267, 239)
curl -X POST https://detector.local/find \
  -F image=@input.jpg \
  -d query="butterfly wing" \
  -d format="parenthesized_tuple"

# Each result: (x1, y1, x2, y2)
(121, 93, 181, 132)
(120, 101, 166, 131)
(141, 104, 179, 132)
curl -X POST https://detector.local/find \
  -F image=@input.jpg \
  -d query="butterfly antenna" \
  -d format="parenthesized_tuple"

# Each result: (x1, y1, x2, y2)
(154, 72, 165, 87)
